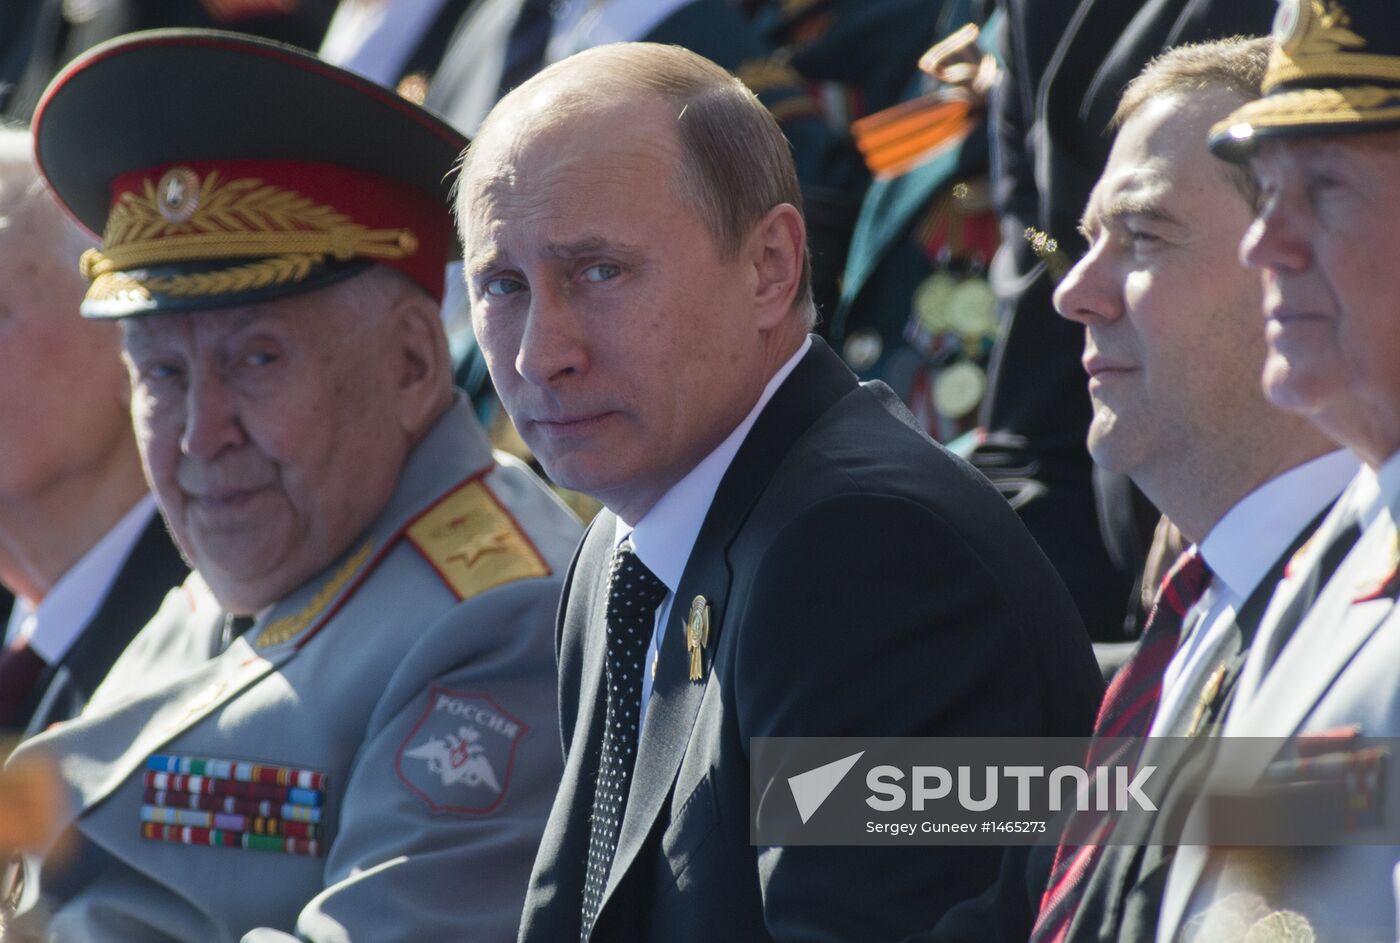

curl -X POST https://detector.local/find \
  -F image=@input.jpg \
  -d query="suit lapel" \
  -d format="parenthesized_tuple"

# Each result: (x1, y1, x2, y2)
(1229, 513, 1398, 740)
(1101, 504, 1333, 940)
(600, 339, 860, 913)
(1228, 482, 1364, 716)
(1161, 503, 1393, 941)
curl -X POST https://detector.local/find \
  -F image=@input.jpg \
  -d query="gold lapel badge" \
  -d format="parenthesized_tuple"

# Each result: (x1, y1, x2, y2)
(1187, 662, 1229, 737)
(684, 596, 710, 682)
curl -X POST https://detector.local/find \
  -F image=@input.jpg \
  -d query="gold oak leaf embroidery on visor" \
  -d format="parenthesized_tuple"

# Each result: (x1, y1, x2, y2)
(78, 168, 419, 299)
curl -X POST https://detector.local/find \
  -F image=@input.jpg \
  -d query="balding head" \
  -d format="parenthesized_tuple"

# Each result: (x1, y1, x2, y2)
(0, 127, 128, 505)
(0, 128, 93, 280)
(0, 127, 148, 602)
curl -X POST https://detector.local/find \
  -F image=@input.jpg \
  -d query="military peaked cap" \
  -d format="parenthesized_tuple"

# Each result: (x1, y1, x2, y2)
(1211, 0, 1400, 161)
(33, 29, 469, 318)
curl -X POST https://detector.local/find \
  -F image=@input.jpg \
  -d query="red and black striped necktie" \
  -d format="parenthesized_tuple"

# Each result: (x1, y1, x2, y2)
(1030, 547, 1212, 943)
(0, 637, 48, 728)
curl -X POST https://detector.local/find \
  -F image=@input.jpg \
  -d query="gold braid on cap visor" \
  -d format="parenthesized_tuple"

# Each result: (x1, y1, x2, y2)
(1210, 85, 1400, 138)
(79, 169, 418, 301)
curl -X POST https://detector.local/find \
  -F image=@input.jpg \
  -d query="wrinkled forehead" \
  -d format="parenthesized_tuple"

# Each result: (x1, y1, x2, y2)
(119, 300, 305, 350)
(463, 88, 681, 204)
(1246, 132, 1393, 177)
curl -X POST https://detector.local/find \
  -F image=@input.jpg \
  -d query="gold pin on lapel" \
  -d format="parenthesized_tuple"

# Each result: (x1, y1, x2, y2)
(684, 596, 710, 682)
(1187, 662, 1229, 737)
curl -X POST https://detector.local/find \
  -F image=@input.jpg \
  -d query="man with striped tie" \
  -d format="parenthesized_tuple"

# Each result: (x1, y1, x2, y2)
(1157, 1, 1400, 939)
(0, 29, 580, 943)
(1036, 35, 1355, 943)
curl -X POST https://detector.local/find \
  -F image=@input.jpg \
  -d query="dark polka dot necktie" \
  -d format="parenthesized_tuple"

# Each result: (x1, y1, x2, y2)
(579, 542, 668, 940)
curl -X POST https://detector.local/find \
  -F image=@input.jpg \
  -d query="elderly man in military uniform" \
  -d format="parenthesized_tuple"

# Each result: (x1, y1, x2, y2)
(3, 29, 580, 943)
(1155, 1, 1400, 940)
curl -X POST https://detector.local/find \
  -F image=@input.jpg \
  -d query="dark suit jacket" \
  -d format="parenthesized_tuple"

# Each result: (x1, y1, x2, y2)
(520, 339, 1104, 943)
(7, 512, 188, 738)
(971, 0, 1276, 642)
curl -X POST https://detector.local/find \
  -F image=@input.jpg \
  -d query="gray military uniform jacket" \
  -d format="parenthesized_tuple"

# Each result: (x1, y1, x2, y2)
(1158, 473, 1400, 943)
(9, 396, 580, 943)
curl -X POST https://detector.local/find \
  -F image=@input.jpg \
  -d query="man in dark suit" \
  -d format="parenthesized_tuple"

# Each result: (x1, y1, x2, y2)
(972, 0, 1276, 643)
(1029, 36, 1355, 943)
(458, 41, 1104, 942)
(0, 128, 187, 737)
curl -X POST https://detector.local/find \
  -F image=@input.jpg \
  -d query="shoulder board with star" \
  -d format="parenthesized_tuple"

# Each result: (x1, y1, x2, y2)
(405, 475, 552, 602)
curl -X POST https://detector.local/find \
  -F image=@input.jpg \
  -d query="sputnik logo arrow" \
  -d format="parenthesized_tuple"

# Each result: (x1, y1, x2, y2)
(787, 751, 865, 824)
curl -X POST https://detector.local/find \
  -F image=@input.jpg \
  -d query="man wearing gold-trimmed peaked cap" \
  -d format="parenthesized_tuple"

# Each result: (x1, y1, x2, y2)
(1156, 2, 1400, 941)
(2, 29, 581, 943)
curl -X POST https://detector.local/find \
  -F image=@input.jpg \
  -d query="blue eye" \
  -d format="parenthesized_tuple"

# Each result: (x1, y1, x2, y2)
(139, 362, 184, 386)
(582, 263, 621, 283)
(243, 351, 277, 368)
(484, 276, 526, 297)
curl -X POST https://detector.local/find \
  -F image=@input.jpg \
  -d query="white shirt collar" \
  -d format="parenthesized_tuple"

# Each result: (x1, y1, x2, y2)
(616, 337, 812, 591)
(1333, 446, 1400, 531)
(1197, 450, 1358, 601)
(1374, 448, 1400, 511)
(12, 494, 158, 664)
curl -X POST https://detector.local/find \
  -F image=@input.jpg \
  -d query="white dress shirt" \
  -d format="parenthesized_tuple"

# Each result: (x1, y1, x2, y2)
(615, 337, 811, 726)
(1348, 446, 1400, 522)
(4, 494, 158, 665)
(1150, 450, 1358, 735)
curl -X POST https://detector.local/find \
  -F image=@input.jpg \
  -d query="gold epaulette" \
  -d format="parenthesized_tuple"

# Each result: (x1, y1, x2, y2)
(256, 540, 374, 649)
(405, 477, 551, 602)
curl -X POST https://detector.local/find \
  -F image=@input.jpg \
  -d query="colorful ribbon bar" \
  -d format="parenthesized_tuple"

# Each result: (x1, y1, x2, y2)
(140, 805, 323, 839)
(141, 822, 321, 857)
(144, 788, 322, 823)
(147, 754, 328, 791)
(143, 771, 322, 807)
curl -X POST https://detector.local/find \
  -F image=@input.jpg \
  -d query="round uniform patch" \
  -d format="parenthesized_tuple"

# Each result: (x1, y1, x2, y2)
(156, 166, 201, 223)
(395, 687, 528, 815)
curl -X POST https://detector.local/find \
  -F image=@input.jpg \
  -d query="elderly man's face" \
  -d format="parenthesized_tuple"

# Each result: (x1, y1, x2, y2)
(121, 280, 408, 613)
(1054, 89, 1266, 488)
(1241, 134, 1400, 465)
(462, 98, 771, 522)
(0, 205, 128, 502)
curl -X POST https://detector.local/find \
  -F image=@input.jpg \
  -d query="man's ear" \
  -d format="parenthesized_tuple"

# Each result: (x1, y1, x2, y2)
(389, 288, 453, 436)
(747, 202, 806, 329)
